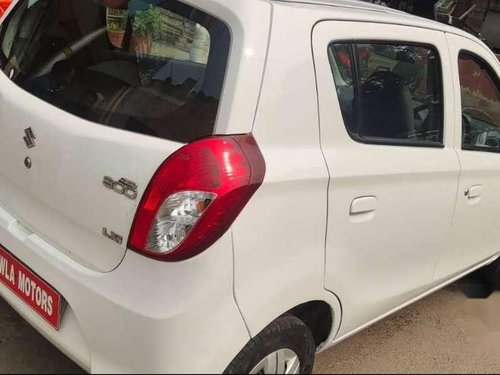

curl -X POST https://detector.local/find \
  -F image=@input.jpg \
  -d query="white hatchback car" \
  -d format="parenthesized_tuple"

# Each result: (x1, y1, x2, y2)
(0, 0, 499, 373)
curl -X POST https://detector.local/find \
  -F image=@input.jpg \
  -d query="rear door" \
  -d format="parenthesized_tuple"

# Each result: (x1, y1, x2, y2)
(0, 0, 234, 271)
(313, 21, 460, 337)
(435, 34, 500, 279)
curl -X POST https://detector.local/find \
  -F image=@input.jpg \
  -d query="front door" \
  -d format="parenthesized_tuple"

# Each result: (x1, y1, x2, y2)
(436, 34, 500, 279)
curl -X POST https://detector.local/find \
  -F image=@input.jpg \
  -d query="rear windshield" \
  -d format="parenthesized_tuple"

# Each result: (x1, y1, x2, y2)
(0, 0, 231, 143)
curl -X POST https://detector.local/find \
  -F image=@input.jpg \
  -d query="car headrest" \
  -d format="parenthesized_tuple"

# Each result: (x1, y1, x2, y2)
(359, 70, 414, 140)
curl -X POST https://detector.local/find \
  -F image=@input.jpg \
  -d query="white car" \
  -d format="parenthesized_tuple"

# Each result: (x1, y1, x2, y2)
(0, 0, 499, 373)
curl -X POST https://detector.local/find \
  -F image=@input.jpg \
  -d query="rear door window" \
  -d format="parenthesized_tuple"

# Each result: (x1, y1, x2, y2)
(0, 0, 231, 143)
(329, 42, 443, 146)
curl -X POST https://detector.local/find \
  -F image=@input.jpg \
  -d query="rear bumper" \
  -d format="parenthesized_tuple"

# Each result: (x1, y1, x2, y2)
(0, 205, 249, 373)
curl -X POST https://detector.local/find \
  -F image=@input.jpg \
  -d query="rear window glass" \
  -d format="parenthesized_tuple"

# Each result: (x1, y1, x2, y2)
(0, 0, 231, 143)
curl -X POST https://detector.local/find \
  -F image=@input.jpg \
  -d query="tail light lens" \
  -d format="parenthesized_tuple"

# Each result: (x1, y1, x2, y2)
(128, 134, 266, 262)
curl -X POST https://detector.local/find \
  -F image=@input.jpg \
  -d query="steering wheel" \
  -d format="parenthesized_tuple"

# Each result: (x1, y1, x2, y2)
(485, 136, 500, 149)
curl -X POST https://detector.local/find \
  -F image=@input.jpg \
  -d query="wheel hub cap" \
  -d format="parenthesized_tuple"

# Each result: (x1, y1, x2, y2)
(250, 349, 301, 374)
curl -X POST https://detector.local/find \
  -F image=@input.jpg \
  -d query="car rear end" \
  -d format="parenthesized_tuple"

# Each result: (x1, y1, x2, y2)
(0, 0, 271, 372)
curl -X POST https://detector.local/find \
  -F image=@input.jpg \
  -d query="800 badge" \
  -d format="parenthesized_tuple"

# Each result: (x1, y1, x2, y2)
(103, 176, 138, 200)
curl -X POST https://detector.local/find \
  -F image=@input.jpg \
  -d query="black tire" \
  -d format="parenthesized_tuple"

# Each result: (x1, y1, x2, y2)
(484, 258, 500, 290)
(224, 314, 315, 374)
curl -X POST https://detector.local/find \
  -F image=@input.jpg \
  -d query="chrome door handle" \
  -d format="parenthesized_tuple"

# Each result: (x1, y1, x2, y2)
(465, 185, 483, 199)
(350, 196, 377, 215)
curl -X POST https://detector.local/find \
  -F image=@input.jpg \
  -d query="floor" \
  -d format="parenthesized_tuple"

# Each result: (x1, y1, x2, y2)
(1, 285, 500, 373)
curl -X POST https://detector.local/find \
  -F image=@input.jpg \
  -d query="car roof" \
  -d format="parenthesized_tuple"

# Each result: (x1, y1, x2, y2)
(271, 0, 487, 43)
(274, 0, 407, 16)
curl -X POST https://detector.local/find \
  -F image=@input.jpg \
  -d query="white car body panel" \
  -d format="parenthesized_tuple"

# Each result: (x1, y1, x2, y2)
(330, 252, 500, 347)
(0, 0, 498, 373)
(231, 2, 342, 341)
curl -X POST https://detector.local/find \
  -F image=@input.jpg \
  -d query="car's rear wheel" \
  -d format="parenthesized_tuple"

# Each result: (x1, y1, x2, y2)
(224, 315, 315, 374)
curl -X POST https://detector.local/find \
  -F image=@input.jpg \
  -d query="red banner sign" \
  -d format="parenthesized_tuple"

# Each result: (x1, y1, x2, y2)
(0, 245, 62, 330)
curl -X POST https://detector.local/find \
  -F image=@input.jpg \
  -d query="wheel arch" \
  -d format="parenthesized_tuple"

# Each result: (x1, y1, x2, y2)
(287, 300, 337, 349)
(236, 291, 343, 352)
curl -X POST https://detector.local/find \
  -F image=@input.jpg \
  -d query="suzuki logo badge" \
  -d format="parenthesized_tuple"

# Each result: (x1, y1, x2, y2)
(23, 128, 36, 149)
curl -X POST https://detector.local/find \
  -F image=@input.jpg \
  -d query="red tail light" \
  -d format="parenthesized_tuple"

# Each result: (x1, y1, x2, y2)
(128, 134, 266, 262)
(0, 1, 12, 17)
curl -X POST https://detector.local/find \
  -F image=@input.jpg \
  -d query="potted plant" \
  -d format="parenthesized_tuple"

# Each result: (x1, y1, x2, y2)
(131, 5, 162, 55)
(106, 8, 128, 48)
